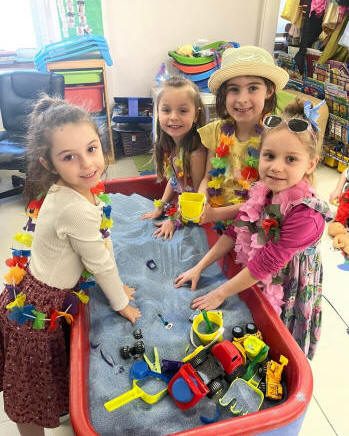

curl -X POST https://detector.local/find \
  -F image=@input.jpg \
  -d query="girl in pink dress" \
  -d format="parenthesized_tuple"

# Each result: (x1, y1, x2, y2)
(175, 99, 332, 359)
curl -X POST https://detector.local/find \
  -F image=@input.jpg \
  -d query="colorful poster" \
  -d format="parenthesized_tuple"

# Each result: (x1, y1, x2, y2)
(56, 0, 104, 39)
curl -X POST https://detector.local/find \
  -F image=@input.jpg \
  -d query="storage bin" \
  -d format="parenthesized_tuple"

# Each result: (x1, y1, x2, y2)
(120, 129, 151, 156)
(113, 97, 153, 123)
(324, 155, 338, 168)
(55, 69, 102, 85)
(70, 175, 313, 436)
(64, 84, 104, 113)
(111, 128, 124, 158)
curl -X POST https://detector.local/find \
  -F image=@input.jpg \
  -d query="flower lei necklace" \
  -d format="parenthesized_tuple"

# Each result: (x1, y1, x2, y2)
(234, 182, 285, 315)
(164, 148, 184, 180)
(234, 180, 326, 315)
(207, 121, 262, 208)
(4, 181, 113, 330)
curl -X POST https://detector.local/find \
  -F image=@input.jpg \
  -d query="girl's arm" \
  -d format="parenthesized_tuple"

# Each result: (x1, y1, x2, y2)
(192, 204, 326, 310)
(190, 146, 207, 191)
(61, 203, 141, 324)
(174, 234, 235, 289)
(198, 149, 214, 195)
(161, 179, 176, 203)
(329, 170, 347, 204)
(151, 181, 177, 238)
(191, 266, 257, 310)
(200, 203, 241, 224)
(142, 180, 175, 219)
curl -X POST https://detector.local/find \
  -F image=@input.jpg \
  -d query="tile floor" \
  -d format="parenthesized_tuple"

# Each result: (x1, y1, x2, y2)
(0, 160, 348, 436)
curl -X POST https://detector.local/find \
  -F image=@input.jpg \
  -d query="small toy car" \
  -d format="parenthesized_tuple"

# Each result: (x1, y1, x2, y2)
(168, 340, 245, 409)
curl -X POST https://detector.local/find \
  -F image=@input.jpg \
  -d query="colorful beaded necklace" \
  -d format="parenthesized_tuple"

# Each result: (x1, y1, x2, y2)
(4, 181, 113, 330)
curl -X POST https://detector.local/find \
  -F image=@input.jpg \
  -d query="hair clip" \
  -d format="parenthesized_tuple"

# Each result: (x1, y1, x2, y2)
(303, 100, 325, 132)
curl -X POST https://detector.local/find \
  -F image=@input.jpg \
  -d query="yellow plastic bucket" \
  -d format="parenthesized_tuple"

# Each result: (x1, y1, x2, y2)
(178, 192, 206, 223)
(192, 311, 223, 345)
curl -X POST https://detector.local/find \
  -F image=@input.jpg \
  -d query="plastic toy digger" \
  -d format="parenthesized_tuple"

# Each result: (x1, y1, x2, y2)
(264, 354, 288, 400)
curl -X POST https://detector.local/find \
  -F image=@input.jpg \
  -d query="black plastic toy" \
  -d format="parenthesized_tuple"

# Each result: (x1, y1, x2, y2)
(119, 340, 145, 359)
(146, 259, 157, 270)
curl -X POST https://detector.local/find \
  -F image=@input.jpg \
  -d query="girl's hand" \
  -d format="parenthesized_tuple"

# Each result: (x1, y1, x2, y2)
(142, 208, 163, 220)
(329, 190, 340, 205)
(174, 266, 202, 290)
(191, 287, 226, 310)
(199, 204, 216, 225)
(123, 284, 136, 301)
(153, 220, 175, 240)
(118, 304, 141, 324)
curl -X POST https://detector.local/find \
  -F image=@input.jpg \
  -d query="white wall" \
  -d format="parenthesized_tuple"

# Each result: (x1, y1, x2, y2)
(102, 0, 281, 99)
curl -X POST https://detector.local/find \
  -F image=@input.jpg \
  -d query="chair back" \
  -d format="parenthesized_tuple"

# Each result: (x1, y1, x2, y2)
(0, 70, 64, 134)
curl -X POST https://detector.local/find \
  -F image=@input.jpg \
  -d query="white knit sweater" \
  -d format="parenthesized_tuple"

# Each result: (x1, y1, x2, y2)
(29, 184, 128, 311)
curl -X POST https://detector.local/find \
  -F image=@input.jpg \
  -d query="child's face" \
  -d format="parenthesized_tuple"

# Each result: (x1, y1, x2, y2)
(225, 76, 272, 126)
(158, 86, 197, 145)
(259, 128, 317, 193)
(48, 121, 105, 197)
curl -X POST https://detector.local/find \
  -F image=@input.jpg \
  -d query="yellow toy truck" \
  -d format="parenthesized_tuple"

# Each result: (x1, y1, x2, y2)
(263, 355, 288, 401)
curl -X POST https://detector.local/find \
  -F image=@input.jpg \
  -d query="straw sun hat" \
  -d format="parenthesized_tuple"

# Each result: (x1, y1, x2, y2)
(208, 45, 289, 94)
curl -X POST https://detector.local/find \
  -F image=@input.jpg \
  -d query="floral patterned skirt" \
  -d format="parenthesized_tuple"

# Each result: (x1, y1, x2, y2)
(0, 269, 78, 428)
(280, 245, 323, 360)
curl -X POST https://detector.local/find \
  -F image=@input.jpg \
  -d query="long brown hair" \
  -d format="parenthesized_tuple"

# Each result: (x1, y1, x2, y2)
(215, 77, 276, 120)
(154, 77, 206, 182)
(24, 94, 100, 204)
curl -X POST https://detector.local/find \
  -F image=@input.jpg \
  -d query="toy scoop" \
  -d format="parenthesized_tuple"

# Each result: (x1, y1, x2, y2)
(219, 371, 264, 415)
(104, 378, 167, 412)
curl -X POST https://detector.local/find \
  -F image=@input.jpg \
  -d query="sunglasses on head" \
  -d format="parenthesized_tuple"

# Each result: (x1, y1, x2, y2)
(263, 115, 311, 133)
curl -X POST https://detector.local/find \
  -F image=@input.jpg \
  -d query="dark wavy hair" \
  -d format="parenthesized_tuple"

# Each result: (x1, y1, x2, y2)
(215, 77, 277, 120)
(24, 94, 101, 204)
(154, 77, 206, 183)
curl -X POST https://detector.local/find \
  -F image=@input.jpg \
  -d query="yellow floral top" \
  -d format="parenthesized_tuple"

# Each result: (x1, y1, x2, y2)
(198, 119, 262, 206)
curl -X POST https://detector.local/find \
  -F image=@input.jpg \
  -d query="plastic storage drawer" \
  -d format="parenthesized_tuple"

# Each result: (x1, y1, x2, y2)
(55, 69, 102, 85)
(70, 175, 313, 436)
(64, 84, 104, 113)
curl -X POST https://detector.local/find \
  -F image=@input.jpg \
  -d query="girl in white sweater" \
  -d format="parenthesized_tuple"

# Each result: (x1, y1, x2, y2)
(0, 96, 140, 436)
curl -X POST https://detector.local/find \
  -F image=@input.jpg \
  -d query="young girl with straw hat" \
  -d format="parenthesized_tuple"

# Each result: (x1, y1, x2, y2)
(198, 45, 289, 228)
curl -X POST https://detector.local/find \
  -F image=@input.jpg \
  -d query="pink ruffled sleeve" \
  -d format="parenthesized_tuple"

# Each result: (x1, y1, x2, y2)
(247, 204, 325, 281)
